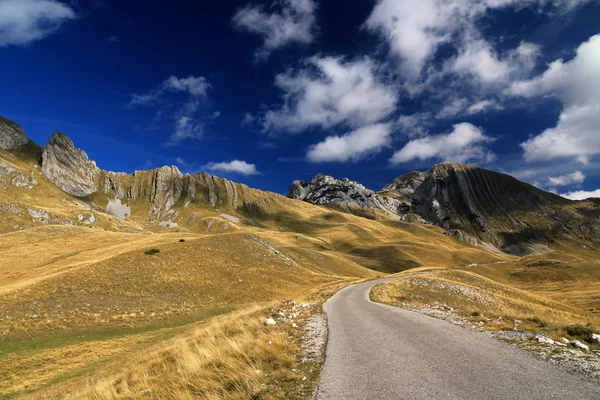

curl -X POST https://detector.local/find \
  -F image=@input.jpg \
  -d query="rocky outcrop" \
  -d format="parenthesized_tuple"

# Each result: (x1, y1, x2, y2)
(409, 162, 573, 247)
(0, 115, 29, 150)
(289, 163, 600, 251)
(287, 174, 404, 218)
(379, 171, 425, 203)
(40, 132, 251, 219)
(42, 132, 101, 197)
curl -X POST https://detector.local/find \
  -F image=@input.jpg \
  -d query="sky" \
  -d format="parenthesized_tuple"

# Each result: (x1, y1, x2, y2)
(0, 0, 599, 199)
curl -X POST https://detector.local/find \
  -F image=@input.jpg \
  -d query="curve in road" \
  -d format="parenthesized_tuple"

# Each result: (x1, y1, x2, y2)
(315, 279, 600, 400)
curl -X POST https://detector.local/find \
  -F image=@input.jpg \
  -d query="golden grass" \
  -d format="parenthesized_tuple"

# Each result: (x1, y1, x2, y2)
(372, 267, 598, 342)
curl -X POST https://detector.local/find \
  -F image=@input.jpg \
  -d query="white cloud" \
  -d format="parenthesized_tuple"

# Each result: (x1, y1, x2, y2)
(128, 75, 213, 146)
(466, 100, 502, 115)
(306, 123, 391, 163)
(365, 0, 575, 82)
(396, 113, 433, 138)
(232, 0, 316, 61)
(263, 56, 397, 133)
(561, 189, 600, 201)
(548, 170, 585, 186)
(0, 0, 76, 46)
(390, 122, 495, 164)
(450, 38, 512, 83)
(128, 76, 210, 107)
(205, 160, 259, 175)
(508, 34, 600, 164)
(436, 98, 469, 119)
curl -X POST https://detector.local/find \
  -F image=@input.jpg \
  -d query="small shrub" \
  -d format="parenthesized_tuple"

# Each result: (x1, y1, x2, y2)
(470, 311, 482, 317)
(144, 248, 160, 255)
(179, 239, 185, 243)
(565, 324, 594, 339)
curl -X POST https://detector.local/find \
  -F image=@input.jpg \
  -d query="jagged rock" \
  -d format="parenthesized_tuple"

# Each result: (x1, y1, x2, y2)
(379, 171, 425, 204)
(287, 174, 404, 218)
(42, 132, 101, 197)
(0, 115, 29, 150)
(591, 334, 600, 343)
(40, 131, 250, 219)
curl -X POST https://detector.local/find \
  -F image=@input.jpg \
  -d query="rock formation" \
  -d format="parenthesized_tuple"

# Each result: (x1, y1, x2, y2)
(378, 170, 425, 203)
(0, 115, 29, 150)
(39, 131, 251, 220)
(289, 163, 600, 252)
(42, 132, 101, 197)
(287, 174, 404, 218)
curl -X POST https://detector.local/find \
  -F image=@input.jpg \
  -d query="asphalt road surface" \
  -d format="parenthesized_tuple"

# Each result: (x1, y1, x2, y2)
(315, 279, 600, 400)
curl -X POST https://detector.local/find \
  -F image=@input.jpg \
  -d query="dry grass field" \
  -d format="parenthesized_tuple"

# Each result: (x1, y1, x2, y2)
(2, 147, 600, 398)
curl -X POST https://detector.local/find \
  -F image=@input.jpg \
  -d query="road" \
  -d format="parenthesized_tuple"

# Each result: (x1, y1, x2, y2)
(315, 279, 600, 400)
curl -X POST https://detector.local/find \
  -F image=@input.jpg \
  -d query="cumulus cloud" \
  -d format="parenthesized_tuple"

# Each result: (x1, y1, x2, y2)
(561, 189, 600, 201)
(263, 56, 397, 133)
(232, 0, 316, 61)
(0, 0, 76, 46)
(128, 75, 213, 146)
(548, 170, 585, 186)
(306, 123, 391, 163)
(508, 34, 600, 164)
(390, 123, 495, 164)
(205, 160, 260, 175)
(365, 0, 575, 82)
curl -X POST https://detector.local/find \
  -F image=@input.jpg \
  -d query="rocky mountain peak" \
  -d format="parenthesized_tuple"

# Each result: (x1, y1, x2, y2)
(287, 174, 405, 218)
(379, 170, 425, 203)
(42, 132, 101, 197)
(0, 115, 29, 150)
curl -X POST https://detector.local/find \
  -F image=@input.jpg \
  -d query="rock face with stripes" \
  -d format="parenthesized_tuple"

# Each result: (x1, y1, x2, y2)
(290, 163, 600, 252)
(39, 131, 250, 219)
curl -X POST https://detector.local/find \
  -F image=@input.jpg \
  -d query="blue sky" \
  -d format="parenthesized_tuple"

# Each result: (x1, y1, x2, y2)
(1, 0, 599, 198)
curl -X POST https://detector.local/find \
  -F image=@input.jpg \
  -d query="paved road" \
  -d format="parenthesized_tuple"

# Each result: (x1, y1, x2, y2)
(315, 279, 600, 400)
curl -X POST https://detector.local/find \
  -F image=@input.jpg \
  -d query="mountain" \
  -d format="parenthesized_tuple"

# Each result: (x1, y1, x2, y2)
(288, 174, 411, 220)
(290, 163, 600, 253)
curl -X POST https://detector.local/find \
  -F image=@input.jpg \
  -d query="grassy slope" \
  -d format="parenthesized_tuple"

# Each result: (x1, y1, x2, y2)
(2, 148, 599, 398)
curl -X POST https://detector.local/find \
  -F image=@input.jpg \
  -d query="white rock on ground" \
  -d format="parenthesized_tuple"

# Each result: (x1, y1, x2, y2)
(560, 337, 570, 344)
(264, 317, 276, 326)
(592, 334, 600, 343)
(536, 336, 555, 345)
(572, 340, 590, 351)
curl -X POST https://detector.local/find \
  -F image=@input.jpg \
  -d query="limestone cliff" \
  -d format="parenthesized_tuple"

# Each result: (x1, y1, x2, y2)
(0, 115, 29, 150)
(40, 132, 252, 220)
